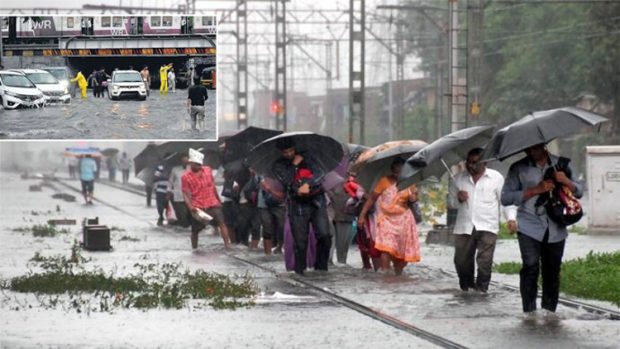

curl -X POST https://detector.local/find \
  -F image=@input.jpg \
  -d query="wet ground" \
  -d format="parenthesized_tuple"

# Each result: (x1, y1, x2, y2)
(0, 90, 216, 140)
(1, 171, 619, 348)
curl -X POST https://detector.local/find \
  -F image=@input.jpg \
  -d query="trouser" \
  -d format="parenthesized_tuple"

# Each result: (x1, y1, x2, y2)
(169, 79, 175, 92)
(108, 168, 116, 182)
(160, 80, 168, 94)
(92, 86, 97, 97)
(289, 204, 333, 273)
(69, 165, 76, 179)
(238, 203, 260, 244)
(145, 186, 153, 207)
(334, 221, 353, 264)
(259, 206, 285, 243)
(190, 106, 205, 129)
(172, 201, 191, 228)
(80, 86, 87, 98)
(221, 201, 238, 241)
(518, 231, 565, 312)
(453, 229, 497, 292)
(122, 170, 130, 184)
(156, 192, 168, 220)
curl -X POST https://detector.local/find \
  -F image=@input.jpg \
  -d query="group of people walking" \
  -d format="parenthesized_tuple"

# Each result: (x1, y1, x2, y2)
(133, 136, 580, 317)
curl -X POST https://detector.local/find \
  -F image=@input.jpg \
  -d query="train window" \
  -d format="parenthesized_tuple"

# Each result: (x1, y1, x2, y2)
(162, 16, 173, 27)
(151, 16, 161, 27)
(202, 16, 215, 26)
(102, 17, 111, 28)
(67, 17, 74, 28)
(112, 17, 123, 28)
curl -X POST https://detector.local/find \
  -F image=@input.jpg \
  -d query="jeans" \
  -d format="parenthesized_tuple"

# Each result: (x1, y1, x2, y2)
(156, 192, 168, 220)
(289, 203, 332, 274)
(517, 231, 565, 312)
(259, 206, 285, 242)
(454, 229, 497, 292)
(121, 170, 130, 184)
(238, 203, 260, 244)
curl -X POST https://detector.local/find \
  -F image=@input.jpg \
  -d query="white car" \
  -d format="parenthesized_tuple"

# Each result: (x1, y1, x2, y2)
(0, 71, 46, 109)
(42, 67, 72, 92)
(108, 70, 148, 101)
(12, 69, 71, 105)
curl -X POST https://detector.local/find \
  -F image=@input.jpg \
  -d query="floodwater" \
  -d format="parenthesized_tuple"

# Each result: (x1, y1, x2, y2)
(0, 90, 216, 140)
(1, 171, 619, 348)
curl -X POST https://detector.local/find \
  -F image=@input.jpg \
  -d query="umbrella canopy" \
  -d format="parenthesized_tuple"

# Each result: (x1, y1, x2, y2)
(101, 148, 119, 157)
(133, 143, 162, 176)
(482, 107, 608, 161)
(248, 132, 344, 178)
(223, 127, 283, 164)
(354, 140, 427, 192)
(397, 126, 495, 190)
(64, 147, 102, 158)
(158, 141, 221, 169)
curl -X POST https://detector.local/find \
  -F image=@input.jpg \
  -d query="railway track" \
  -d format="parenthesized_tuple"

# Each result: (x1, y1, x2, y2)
(56, 178, 620, 347)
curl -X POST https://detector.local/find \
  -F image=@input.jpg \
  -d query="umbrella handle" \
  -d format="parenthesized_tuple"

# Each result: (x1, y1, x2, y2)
(441, 157, 469, 208)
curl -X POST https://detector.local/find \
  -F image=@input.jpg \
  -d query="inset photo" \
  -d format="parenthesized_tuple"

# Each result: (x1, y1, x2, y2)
(0, 15, 217, 139)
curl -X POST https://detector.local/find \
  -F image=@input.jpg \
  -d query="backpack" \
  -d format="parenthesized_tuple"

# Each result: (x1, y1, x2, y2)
(535, 157, 583, 226)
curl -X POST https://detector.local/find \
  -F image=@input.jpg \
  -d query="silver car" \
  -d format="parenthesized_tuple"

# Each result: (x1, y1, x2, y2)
(12, 69, 71, 105)
(0, 71, 46, 110)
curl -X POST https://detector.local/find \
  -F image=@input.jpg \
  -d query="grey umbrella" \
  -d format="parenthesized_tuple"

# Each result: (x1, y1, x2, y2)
(482, 107, 609, 161)
(248, 131, 344, 178)
(356, 140, 427, 192)
(397, 125, 495, 190)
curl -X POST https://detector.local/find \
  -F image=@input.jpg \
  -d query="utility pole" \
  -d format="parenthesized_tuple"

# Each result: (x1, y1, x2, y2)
(448, 0, 468, 132)
(236, 0, 249, 129)
(274, 0, 287, 131)
(467, 0, 483, 124)
(349, 0, 365, 144)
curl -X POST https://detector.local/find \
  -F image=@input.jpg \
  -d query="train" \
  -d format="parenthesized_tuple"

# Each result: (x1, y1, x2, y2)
(1, 16, 216, 41)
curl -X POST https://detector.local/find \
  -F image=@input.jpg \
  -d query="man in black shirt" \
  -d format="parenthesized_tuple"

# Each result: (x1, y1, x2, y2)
(272, 138, 332, 275)
(187, 77, 209, 130)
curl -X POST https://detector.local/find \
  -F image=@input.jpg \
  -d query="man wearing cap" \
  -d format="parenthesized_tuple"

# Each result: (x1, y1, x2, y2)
(181, 148, 231, 249)
(273, 138, 332, 275)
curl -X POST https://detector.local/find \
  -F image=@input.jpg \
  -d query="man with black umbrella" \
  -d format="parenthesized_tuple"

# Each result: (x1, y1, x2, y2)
(273, 138, 332, 275)
(502, 143, 582, 317)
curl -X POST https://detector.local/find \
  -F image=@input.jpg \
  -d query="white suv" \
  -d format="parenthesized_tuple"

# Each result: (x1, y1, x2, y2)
(108, 70, 147, 101)
(12, 69, 71, 105)
(0, 71, 46, 109)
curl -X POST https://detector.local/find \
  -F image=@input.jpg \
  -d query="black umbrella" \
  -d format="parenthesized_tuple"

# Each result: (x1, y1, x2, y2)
(101, 148, 119, 157)
(355, 140, 427, 192)
(482, 107, 608, 161)
(397, 125, 495, 190)
(158, 141, 221, 169)
(248, 132, 344, 178)
(223, 127, 283, 162)
(133, 143, 162, 177)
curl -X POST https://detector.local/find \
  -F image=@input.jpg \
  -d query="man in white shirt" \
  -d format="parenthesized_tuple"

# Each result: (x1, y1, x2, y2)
(449, 148, 516, 292)
(168, 153, 191, 227)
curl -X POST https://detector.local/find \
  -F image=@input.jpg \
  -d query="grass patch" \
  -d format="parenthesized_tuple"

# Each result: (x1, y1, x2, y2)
(494, 251, 620, 306)
(2, 242, 257, 312)
(497, 222, 516, 240)
(119, 236, 140, 242)
(13, 224, 70, 237)
(569, 225, 587, 235)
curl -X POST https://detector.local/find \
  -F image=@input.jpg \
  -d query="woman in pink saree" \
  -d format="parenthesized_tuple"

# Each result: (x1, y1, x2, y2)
(358, 158, 421, 275)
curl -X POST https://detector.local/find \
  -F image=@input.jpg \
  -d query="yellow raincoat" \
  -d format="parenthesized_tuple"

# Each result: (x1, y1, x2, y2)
(159, 64, 172, 94)
(70, 71, 88, 98)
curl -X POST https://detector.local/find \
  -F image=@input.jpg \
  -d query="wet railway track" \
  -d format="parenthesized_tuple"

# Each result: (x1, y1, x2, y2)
(57, 178, 620, 347)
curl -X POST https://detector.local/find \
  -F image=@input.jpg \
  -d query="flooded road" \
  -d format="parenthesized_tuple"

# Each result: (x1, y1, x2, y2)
(1, 172, 618, 348)
(0, 90, 216, 140)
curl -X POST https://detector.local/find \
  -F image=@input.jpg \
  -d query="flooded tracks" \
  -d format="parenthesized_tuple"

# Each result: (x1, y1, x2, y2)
(67, 179, 620, 348)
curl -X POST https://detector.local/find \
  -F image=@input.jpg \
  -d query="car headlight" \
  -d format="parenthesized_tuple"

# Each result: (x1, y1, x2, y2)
(113, 85, 120, 90)
(5, 91, 19, 98)
(64, 88, 69, 94)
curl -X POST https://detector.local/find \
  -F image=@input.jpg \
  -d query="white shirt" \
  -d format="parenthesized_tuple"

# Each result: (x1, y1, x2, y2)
(449, 168, 517, 235)
(168, 165, 187, 202)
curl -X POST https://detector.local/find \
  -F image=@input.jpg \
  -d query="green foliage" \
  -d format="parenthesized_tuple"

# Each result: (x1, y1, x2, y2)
(497, 222, 516, 240)
(13, 224, 70, 237)
(418, 182, 448, 225)
(3, 242, 257, 312)
(494, 251, 620, 306)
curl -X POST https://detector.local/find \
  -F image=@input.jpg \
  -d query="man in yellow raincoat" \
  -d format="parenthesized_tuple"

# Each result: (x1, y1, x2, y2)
(71, 71, 88, 99)
(159, 63, 173, 94)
